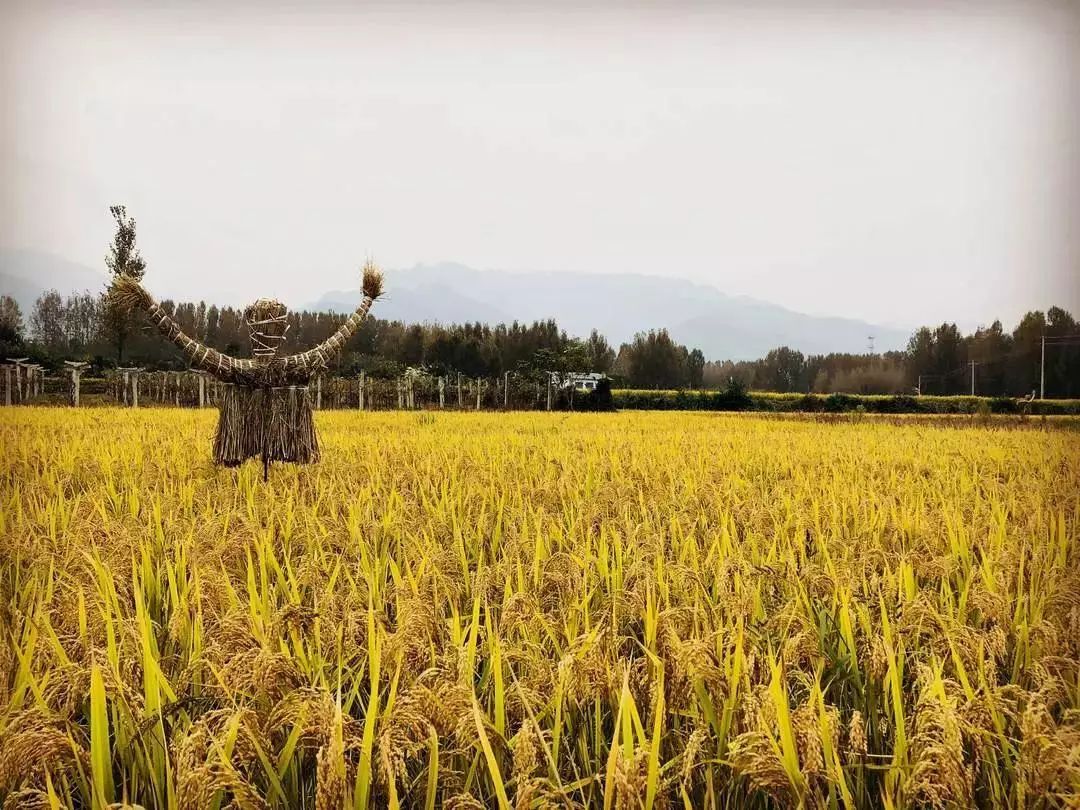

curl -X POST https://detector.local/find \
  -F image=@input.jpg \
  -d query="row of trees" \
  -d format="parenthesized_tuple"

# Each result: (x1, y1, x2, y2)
(1, 289, 624, 380)
(694, 309, 1079, 398)
(7, 287, 1075, 397)
(1, 210, 1075, 395)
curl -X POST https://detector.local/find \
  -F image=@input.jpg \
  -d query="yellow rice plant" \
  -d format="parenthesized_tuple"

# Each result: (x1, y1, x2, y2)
(1, 408, 1078, 809)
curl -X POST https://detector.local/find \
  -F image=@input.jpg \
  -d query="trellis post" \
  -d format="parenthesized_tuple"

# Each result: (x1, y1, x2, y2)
(117, 367, 142, 407)
(10, 358, 29, 403)
(64, 361, 88, 407)
(24, 365, 38, 400)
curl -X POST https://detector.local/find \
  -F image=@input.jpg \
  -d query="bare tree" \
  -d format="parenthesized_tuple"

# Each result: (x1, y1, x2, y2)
(30, 290, 67, 353)
(63, 291, 102, 350)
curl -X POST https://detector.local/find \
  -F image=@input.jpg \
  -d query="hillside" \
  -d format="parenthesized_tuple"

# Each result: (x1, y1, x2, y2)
(311, 262, 909, 360)
(1, 251, 909, 360)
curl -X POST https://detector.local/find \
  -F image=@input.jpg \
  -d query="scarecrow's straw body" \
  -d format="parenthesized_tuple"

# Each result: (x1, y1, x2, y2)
(213, 384, 319, 467)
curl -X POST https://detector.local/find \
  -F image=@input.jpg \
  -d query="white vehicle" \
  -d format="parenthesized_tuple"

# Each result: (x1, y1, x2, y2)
(558, 372, 606, 392)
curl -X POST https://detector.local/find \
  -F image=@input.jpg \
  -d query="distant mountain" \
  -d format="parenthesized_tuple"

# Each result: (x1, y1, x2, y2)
(1, 249, 107, 312)
(0, 251, 910, 360)
(311, 262, 910, 360)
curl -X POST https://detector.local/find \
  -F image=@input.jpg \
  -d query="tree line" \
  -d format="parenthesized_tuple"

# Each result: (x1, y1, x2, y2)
(700, 310, 1079, 399)
(1, 211, 1076, 396)
(5, 287, 1076, 398)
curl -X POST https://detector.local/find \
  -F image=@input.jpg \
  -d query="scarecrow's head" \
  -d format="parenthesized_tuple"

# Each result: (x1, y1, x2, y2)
(243, 298, 289, 360)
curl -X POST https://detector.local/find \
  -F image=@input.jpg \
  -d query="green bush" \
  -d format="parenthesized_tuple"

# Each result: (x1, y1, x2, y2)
(610, 389, 1080, 415)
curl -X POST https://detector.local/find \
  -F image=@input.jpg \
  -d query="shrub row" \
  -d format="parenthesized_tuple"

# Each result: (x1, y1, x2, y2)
(612, 389, 1080, 415)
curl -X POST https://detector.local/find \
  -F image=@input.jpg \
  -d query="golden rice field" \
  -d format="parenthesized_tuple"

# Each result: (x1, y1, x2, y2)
(1, 408, 1078, 809)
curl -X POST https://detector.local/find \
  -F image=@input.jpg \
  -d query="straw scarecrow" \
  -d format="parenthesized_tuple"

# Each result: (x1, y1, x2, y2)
(108, 263, 383, 475)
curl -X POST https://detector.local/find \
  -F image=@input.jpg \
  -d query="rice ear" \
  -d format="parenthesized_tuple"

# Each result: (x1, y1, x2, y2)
(108, 275, 153, 313)
(362, 261, 384, 301)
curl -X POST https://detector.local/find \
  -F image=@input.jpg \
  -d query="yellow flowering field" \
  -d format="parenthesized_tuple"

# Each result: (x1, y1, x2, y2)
(1, 409, 1078, 808)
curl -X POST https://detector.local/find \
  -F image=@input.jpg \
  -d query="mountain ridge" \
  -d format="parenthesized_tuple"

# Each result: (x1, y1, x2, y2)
(1, 250, 911, 360)
(310, 262, 910, 360)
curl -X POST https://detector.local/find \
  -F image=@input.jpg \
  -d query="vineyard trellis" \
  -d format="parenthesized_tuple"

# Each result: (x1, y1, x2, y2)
(0, 365, 572, 411)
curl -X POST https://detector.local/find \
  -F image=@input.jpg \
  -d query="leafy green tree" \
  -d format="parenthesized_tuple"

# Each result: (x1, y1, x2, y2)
(102, 205, 147, 364)
(0, 295, 25, 357)
(585, 329, 616, 373)
(759, 346, 807, 392)
(687, 348, 705, 389)
(625, 329, 688, 389)
(1008, 311, 1045, 396)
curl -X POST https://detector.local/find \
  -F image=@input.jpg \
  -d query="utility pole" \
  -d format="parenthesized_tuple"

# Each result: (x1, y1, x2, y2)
(1040, 334, 1045, 399)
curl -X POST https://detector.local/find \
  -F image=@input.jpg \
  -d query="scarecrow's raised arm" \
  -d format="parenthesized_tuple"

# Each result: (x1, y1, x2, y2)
(108, 276, 250, 379)
(283, 262, 383, 372)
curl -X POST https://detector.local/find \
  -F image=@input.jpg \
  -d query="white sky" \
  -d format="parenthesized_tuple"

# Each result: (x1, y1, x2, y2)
(2, 0, 1078, 329)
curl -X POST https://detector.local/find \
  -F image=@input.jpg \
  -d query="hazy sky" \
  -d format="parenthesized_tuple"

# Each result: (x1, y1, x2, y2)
(2, 0, 1078, 329)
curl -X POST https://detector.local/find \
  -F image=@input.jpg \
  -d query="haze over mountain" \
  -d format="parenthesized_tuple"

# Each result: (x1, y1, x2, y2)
(309, 262, 909, 361)
(2, 250, 911, 360)
(1, 249, 108, 311)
